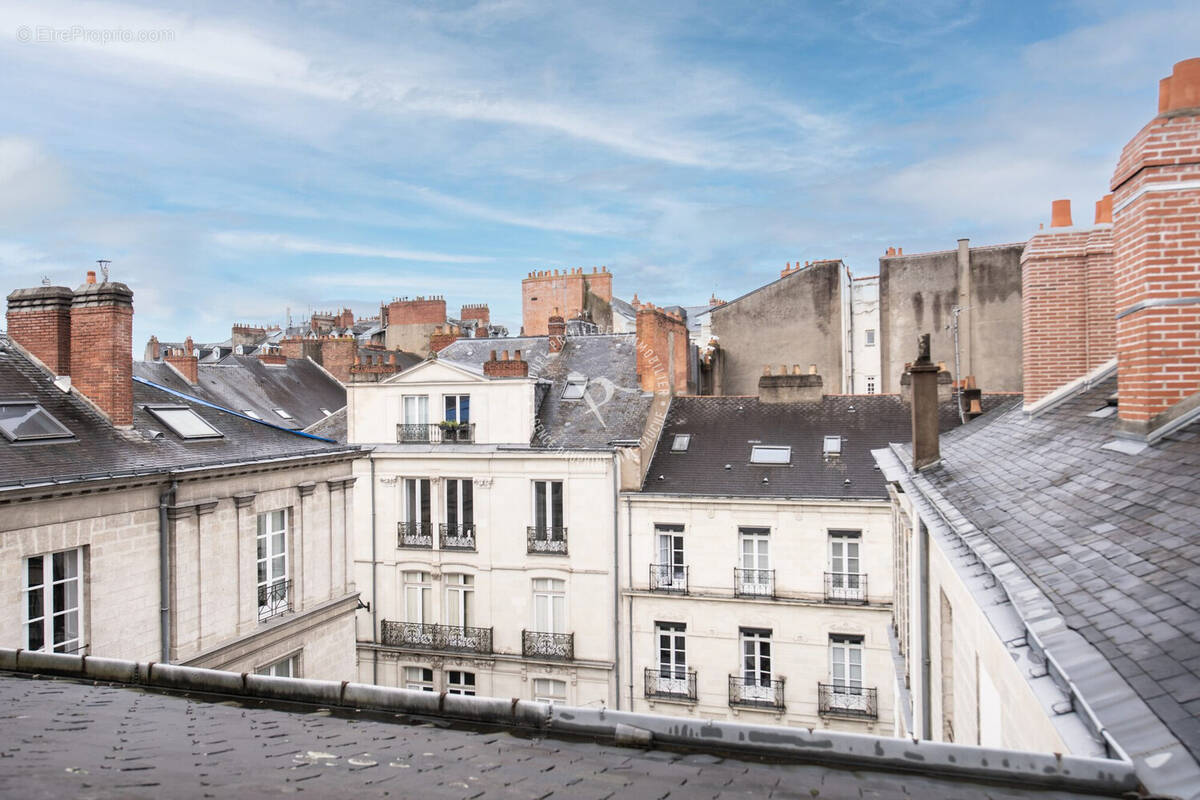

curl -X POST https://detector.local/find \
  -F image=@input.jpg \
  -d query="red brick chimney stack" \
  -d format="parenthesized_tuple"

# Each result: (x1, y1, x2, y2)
(164, 338, 199, 384)
(548, 314, 566, 354)
(70, 271, 134, 427)
(483, 348, 530, 378)
(5, 284, 74, 374)
(635, 302, 689, 394)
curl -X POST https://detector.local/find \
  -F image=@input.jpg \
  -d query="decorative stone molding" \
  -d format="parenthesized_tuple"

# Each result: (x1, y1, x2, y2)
(472, 477, 493, 489)
(195, 499, 219, 517)
(232, 492, 257, 509)
(379, 475, 398, 485)
(297, 482, 317, 498)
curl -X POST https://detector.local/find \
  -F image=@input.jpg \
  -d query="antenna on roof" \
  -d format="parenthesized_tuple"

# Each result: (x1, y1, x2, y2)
(41, 275, 51, 286)
(97, 259, 111, 283)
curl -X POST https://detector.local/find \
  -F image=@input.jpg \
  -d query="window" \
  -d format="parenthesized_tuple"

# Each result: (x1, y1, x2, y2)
(738, 527, 771, 595)
(655, 525, 685, 589)
(865, 329, 875, 346)
(533, 678, 566, 703)
(740, 628, 775, 701)
(448, 670, 476, 696)
(533, 578, 566, 633)
(655, 623, 688, 694)
(256, 654, 299, 677)
(273, 408, 294, 420)
(404, 478, 432, 528)
(866, 377, 876, 395)
(445, 478, 474, 531)
(143, 405, 223, 439)
(241, 409, 262, 420)
(828, 531, 864, 601)
(404, 571, 432, 624)
(320, 407, 333, 416)
(561, 375, 587, 400)
(532, 480, 564, 532)
(823, 436, 842, 456)
(444, 394, 470, 423)
(445, 574, 474, 628)
(402, 395, 429, 425)
(0, 402, 73, 442)
(749, 446, 790, 464)
(256, 510, 289, 620)
(670, 434, 691, 452)
(404, 666, 434, 692)
(24, 548, 84, 653)
(830, 635, 864, 694)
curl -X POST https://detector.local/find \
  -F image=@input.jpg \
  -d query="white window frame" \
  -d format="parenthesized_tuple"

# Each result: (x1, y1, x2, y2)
(256, 510, 289, 620)
(655, 524, 685, 587)
(533, 678, 566, 703)
(444, 573, 474, 628)
(830, 635, 867, 712)
(404, 666, 435, 692)
(443, 393, 470, 423)
(403, 571, 432, 624)
(531, 480, 564, 534)
(447, 670, 476, 696)
(740, 628, 776, 703)
(865, 328, 876, 346)
(532, 577, 566, 633)
(403, 478, 432, 527)
(749, 445, 790, 464)
(256, 653, 300, 677)
(402, 394, 429, 425)
(823, 435, 842, 455)
(829, 531, 864, 601)
(655, 622, 688, 695)
(444, 478, 474, 531)
(670, 433, 691, 452)
(738, 527, 771, 595)
(23, 547, 85, 653)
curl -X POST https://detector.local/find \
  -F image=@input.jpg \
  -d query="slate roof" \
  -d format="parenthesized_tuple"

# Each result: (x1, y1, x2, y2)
(305, 405, 347, 442)
(439, 334, 653, 449)
(642, 394, 1012, 499)
(134, 355, 345, 431)
(0, 337, 355, 490)
(883, 375, 1200, 788)
(0, 670, 1128, 800)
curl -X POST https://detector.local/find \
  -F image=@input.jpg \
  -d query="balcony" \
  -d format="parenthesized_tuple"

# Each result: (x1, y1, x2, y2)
(825, 572, 868, 604)
(644, 667, 697, 701)
(398, 521, 433, 549)
(380, 621, 493, 655)
(527, 526, 568, 555)
(728, 675, 785, 710)
(522, 630, 573, 661)
(818, 683, 878, 719)
(396, 422, 476, 444)
(649, 564, 688, 594)
(733, 568, 775, 599)
(439, 523, 477, 551)
(257, 579, 292, 621)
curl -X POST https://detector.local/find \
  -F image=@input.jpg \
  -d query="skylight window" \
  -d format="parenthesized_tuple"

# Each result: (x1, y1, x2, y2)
(750, 445, 791, 464)
(823, 436, 842, 455)
(242, 409, 262, 420)
(671, 433, 691, 452)
(0, 402, 73, 442)
(143, 405, 223, 439)
(562, 375, 587, 400)
(273, 408, 294, 420)
(320, 407, 333, 416)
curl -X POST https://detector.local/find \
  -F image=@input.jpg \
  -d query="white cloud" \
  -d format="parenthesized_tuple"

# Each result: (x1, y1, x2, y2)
(0, 137, 73, 221)
(211, 231, 493, 264)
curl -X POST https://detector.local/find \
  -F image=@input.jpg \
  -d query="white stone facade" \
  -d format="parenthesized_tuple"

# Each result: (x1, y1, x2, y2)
(850, 275, 881, 395)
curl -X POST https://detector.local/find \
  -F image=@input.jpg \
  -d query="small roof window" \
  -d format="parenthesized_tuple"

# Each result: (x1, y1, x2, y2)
(671, 433, 691, 452)
(823, 436, 842, 455)
(242, 409, 262, 420)
(320, 407, 333, 416)
(750, 445, 791, 464)
(562, 374, 587, 400)
(143, 405, 223, 439)
(0, 402, 74, 442)
(274, 408, 294, 420)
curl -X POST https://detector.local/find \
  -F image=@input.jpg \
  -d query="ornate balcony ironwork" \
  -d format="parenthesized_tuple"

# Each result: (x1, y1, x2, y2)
(818, 683, 878, 719)
(396, 422, 476, 444)
(649, 564, 688, 593)
(728, 675, 785, 710)
(439, 523, 477, 551)
(257, 579, 292, 621)
(522, 630, 573, 661)
(527, 526, 568, 555)
(733, 568, 775, 599)
(380, 620, 493, 655)
(825, 572, 868, 604)
(398, 521, 433, 548)
(644, 667, 697, 701)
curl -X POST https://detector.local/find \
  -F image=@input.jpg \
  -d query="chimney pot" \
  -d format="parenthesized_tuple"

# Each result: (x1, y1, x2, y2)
(808, 364, 817, 375)
(1158, 58, 1200, 114)
(86, 270, 96, 284)
(763, 366, 772, 376)
(1094, 193, 1114, 225)
(1050, 198, 1073, 228)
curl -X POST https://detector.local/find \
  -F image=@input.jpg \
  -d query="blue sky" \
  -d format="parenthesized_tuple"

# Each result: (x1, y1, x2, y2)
(0, 0, 1195, 347)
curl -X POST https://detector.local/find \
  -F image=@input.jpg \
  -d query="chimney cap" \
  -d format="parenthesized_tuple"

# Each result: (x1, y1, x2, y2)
(1158, 58, 1200, 114)
(1050, 198, 1073, 228)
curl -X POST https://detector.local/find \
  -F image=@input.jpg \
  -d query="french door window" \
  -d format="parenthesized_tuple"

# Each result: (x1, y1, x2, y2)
(404, 571, 432, 623)
(655, 525, 685, 587)
(741, 628, 776, 702)
(444, 394, 470, 423)
(24, 548, 84, 653)
(656, 622, 688, 695)
(445, 574, 474, 628)
(532, 480, 564, 537)
(256, 510, 289, 620)
(533, 577, 566, 633)
(831, 635, 869, 712)
(738, 528, 771, 595)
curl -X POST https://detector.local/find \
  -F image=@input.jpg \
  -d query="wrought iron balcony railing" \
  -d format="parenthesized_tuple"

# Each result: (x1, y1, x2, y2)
(398, 521, 434, 548)
(818, 683, 878, 719)
(644, 667, 697, 701)
(825, 572, 868, 604)
(728, 675, 785, 710)
(380, 620, 493, 655)
(439, 523, 477, 551)
(396, 422, 476, 444)
(257, 579, 292, 621)
(733, 568, 775, 599)
(527, 526, 568, 555)
(649, 564, 688, 593)
(522, 630, 573, 661)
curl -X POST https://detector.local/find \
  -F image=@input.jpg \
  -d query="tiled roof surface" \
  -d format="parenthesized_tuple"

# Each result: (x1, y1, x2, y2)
(909, 376, 1200, 764)
(642, 394, 1013, 499)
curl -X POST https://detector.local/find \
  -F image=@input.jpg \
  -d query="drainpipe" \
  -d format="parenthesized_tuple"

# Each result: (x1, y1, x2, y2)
(919, 517, 932, 738)
(950, 306, 965, 424)
(626, 495, 634, 708)
(370, 456, 379, 685)
(612, 450, 621, 710)
(158, 477, 177, 663)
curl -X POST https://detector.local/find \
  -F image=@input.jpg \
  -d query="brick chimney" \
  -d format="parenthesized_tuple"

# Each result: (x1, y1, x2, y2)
(635, 303, 688, 394)
(1111, 58, 1200, 430)
(758, 364, 823, 403)
(70, 272, 134, 427)
(164, 337, 199, 384)
(483, 349, 530, 378)
(429, 325, 460, 353)
(6, 284, 74, 374)
(548, 314, 566, 354)
(908, 334, 941, 471)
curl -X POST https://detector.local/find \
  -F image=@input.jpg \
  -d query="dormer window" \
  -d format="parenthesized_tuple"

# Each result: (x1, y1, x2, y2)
(274, 408, 294, 420)
(671, 434, 691, 452)
(143, 405, 223, 439)
(0, 402, 73, 442)
(750, 445, 791, 464)
(562, 375, 587, 400)
(823, 436, 842, 455)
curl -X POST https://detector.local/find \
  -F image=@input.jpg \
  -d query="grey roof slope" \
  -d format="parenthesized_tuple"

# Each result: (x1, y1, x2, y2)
(0, 667, 1131, 799)
(642, 394, 1014, 499)
(439, 334, 653, 448)
(894, 376, 1200, 770)
(134, 355, 345, 430)
(0, 337, 354, 490)
(304, 405, 347, 442)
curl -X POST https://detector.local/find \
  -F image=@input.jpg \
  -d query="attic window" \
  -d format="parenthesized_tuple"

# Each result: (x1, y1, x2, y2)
(274, 408, 294, 420)
(823, 436, 842, 455)
(562, 375, 587, 400)
(320, 407, 333, 416)
(750, 445, 791, 464)
(143, 405, 223, 439)
(242, 409, 262, 420)
(671, 434, 691, 452)
(0, 402, 74, 442)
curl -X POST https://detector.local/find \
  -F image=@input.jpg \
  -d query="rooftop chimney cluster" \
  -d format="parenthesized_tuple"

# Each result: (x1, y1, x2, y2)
(482, 349, 529, 378)
(884, 247, 904, 256)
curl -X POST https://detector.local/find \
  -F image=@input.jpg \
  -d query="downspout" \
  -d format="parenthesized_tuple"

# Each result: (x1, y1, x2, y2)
(919, 516, 932, 738)
(371, 456, 379, 685)
(612, 450, 621, 710)
(626, 494, 634, 708)
(951, 306, 965, 424)
(158, 477, 178, 664)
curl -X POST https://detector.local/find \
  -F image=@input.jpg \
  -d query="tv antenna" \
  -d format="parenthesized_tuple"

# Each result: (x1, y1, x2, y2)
(97, 259, 111, 282)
